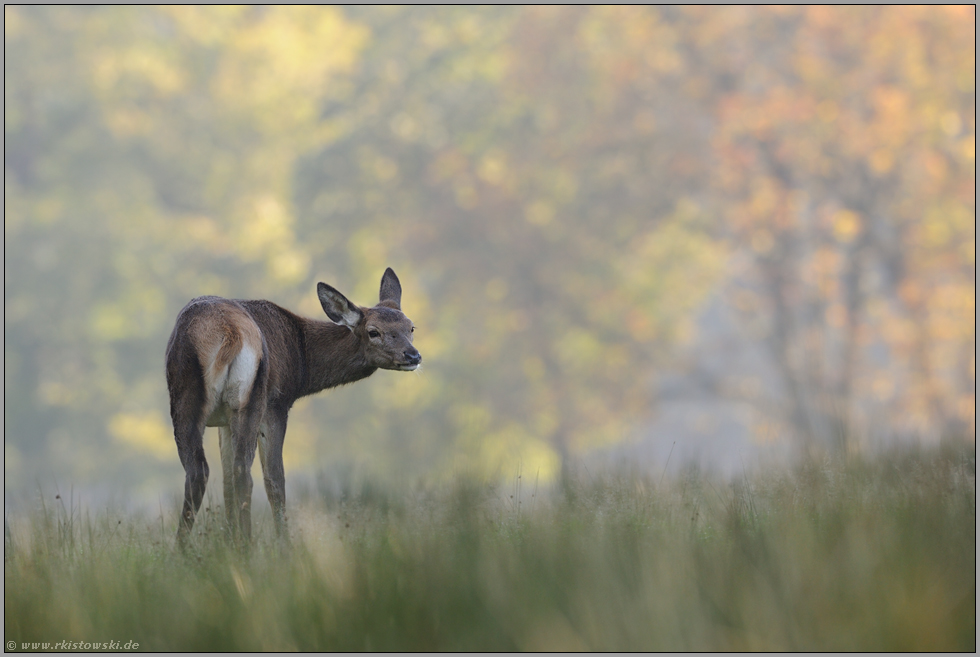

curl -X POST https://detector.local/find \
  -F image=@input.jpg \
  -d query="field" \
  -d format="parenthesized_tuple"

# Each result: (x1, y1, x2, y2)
(4, 445, 976, 652)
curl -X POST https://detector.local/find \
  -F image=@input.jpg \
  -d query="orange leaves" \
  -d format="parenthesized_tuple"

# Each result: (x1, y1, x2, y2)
(707, 6, 975, 439)
(6, 6, 975, 488)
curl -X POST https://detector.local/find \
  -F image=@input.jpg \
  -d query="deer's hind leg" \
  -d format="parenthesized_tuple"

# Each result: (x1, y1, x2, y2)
(218, 425, 235, 538)
(170, 378, 210, 547)
(224, 346, 269, 546)
(175, 427, 209, 546)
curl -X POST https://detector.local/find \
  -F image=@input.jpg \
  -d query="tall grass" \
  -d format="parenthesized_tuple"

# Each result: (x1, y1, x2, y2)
(4, 445, 975, 651)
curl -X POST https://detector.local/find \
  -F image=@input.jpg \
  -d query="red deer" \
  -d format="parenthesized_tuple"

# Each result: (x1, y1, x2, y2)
(165, 268, 420, 545)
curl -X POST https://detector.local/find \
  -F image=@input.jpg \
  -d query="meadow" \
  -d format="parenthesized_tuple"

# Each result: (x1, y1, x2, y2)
(4, 444, 975, 652)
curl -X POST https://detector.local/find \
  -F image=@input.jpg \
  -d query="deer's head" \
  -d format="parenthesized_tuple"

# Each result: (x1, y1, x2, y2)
(317, 268, 421, 371)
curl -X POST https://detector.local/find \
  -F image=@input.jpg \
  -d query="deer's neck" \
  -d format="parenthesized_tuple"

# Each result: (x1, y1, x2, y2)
(300, 320, 377, 396)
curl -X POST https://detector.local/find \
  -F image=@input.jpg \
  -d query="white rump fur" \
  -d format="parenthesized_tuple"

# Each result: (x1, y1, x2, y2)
(205, 343, 260, 427)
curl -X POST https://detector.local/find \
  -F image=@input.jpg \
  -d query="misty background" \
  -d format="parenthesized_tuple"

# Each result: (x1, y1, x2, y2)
(4, 7, 975, 506)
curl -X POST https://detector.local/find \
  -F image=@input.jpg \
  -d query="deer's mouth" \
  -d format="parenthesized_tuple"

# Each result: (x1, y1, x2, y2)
(393, 351, 421, 371)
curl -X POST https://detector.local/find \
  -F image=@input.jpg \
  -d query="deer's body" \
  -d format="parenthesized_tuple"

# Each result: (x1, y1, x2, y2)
(166, 268, 419, 545)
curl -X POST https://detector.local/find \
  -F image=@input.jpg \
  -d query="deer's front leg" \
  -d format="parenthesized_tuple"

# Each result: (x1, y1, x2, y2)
(258, 409, 289, 540)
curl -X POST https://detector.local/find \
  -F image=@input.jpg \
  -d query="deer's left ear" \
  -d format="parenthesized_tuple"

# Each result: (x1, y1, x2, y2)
(318, 283, 363, 329)
(379, 267, 402, 310)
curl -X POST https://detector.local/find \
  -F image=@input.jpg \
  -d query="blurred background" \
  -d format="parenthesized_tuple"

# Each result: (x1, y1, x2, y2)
(4, 6, 975, 504)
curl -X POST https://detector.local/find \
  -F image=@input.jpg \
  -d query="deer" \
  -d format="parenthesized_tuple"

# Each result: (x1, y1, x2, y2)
(165, 268, 420, 546)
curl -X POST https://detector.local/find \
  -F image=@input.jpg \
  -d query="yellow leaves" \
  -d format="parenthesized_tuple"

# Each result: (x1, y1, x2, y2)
(162, 6, 247, 46)
(454, 420, 561, 484)
(917, 201, 973, 251)
(371, 156, 400, 183)
(108, 411, 174, 460)
(347, 228, 390, 297)
(268, 251, 312, 287)
(235, 196, 311, 286)
(962, 238, 976, 267)
(521, 175, 577, 231)
(4, 6, 25, 36)
(105, 108, 154, 139)
(580, 6, 681, 83)
(616, 203, 727, 344)
(179, 216, 226, 254)
(555, 328, 603, 377)
(213, 7, 367, 131)
(448, 399, 563, 483)
(38, 381, 81, 409)
(358, 148, 400, 184)
(89, 305, 133, 343)
(477, 152, 513, 191)
(832, 209, 861, 244)
(747, 177, 780, 221)
(88, 288, 165, 342)
(524, 199, 556, 227)
(92, 45, 186, 99)
(955, 68, 975, 93)
(8, 5, 977, 491)
(389, 112, 421, 143)
(929, 282, 975, 341)
(445, 19, 511, 85)
(960, 136, 975, 162)
(939, 112, 962, 137)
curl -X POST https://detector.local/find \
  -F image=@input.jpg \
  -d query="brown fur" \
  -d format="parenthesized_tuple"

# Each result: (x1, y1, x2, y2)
(166, 268, 420, 546)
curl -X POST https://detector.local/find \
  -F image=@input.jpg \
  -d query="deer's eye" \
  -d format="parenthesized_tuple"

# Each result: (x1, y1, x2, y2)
(368, 329, 381, 339)
(411, 326, 415, 333)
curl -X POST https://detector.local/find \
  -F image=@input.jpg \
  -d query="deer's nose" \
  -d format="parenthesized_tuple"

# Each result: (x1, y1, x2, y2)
(404, 349, 421, 365)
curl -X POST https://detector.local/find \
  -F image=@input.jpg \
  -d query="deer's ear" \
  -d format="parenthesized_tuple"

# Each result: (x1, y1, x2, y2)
(318, 283, 363, 329)
(379, 267, 402, 310)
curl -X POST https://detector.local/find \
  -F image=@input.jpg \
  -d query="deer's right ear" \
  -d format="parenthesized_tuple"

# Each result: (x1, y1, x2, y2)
(379, 267, 402, 310)
(318, 283, 363, 329)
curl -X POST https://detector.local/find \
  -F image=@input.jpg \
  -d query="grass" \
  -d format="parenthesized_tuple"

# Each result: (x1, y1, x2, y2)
(4, 444, 976, 651)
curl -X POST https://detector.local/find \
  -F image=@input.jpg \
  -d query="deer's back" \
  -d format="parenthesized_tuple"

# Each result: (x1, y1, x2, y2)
(167, 296, 307, 423)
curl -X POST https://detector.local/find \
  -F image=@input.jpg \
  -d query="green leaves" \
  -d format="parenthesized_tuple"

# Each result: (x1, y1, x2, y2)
(4, 7, 975, 491)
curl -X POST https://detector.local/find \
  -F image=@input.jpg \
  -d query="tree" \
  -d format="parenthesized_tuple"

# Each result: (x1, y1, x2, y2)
(703, 6, 975, 448)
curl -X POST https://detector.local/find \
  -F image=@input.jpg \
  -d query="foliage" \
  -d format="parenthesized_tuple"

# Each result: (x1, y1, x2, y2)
(4, 7, 975, 492)
(4, 446, 975, 651)
(705, 6, 976, 447)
